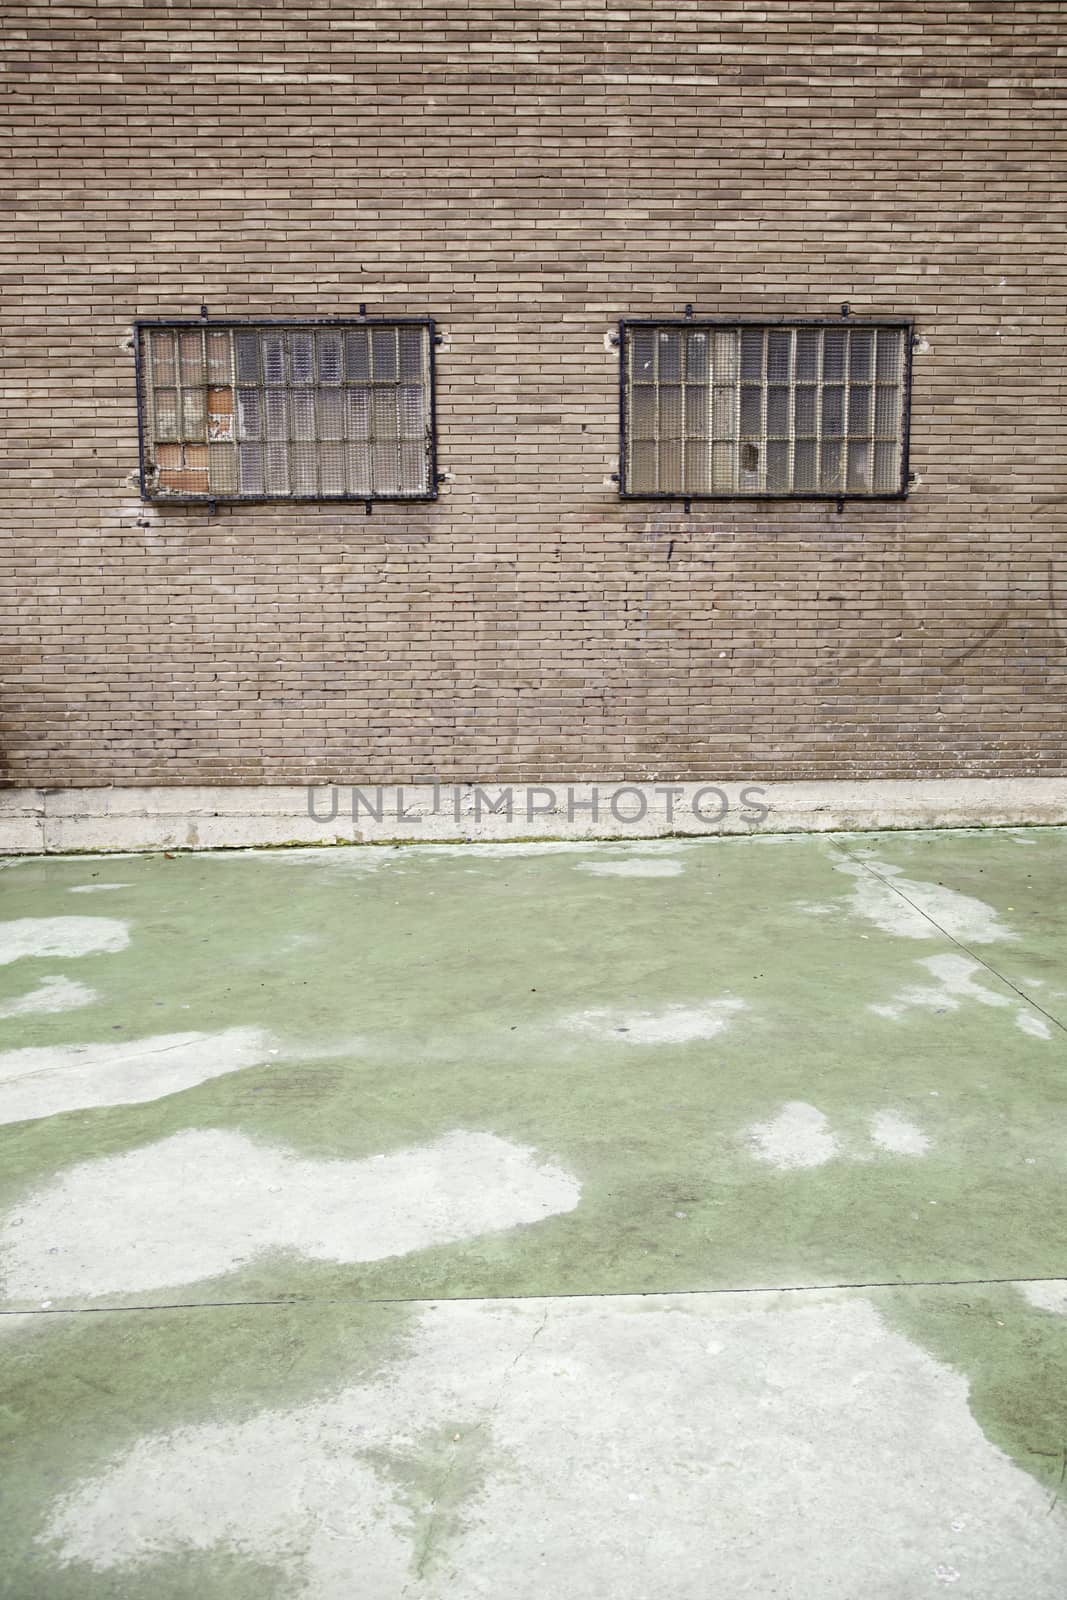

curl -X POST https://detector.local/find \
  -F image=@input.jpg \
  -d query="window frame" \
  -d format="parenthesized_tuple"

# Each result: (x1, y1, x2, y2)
(134, 315, 439, 505)
(616, 315, 914, 503)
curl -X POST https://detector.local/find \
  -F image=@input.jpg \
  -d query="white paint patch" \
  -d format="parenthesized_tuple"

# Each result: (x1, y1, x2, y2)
(577, 857, 683, 878)
(67, 882, 131, 895)
(747, 1102, 839, 1169)
(1015, 1011, 1052, 1040)
(1, 1129, 581, 1298)
(37, 1293, 1067, 1598)
(828, 858, 1015, 943)
(564, 997, 745, 1045)
(870, 954, 1050, 1041)
(869, 1111, 931, 1157)
(0, 918, 130, 966)
(0, 1027, 272, 1126)
(0, 975, 97, 1020)
(1019, 1281, 1067, 1316)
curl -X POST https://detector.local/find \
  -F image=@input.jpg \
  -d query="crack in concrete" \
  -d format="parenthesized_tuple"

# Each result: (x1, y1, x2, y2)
(6, 1277, 1067, 1319)
(404, 1305, 551, 1591)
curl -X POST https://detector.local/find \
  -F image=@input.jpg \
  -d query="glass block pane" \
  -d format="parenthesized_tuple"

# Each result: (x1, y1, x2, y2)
(820, 440, 844, 492)
(794, 438, 817, 491)
(399, 441, 427, 495)
(795, 330, 819, 381)
(345, 389, 371, 440)
(318, 332, 343, 385)
(849, 330, 874, 381)
(290, 333, 315, 385)
(848, 385, 872, 435)
(738, 440, 760, 488)
(348, 329, 374, 382)
(179, 331, 204, 386)
(711, 442, 736, 490)
(238, 443, 264, 495)
(657, 331, 682, 383)
(291, 390, 315, 441)
(767, 330, 791, 382)
(371, 328, 398, 382)
(265, 442, 289, 496)
(767, 440, 791, 492)
(629, 440, 657, 490)
(712, 386, 736, 438)
(658, 385, 683, 440)
(261, 332, 287, 385)
(631, 386, 656, 439)
(847, 440, 871, 491)
(318, 388, 345, 440)
(739, 386, 762, 435)
(740, 329, 764, 380)
(822, 329, 847, 381)
(150, 331, 176, 385)
(152, 388, 179, 440)
(766, 386, 789, 436)
(235, 332, 259, 383)
(182, 389, 206, 439)
(207, 388, 234, 441)
(876, 330, 904, 382)
(265, 389, 288, 441)
(320, 442, 345, 494)
(372, 442, 400, 495)
(794, 386, 817, 435)
(712, 330, 738, 382)
(875, 386, 901, 436)
(373, 390, 399, 440)
(659, 440, 683, 489)
(685, 331, 709, 382)
(874, 441, 901, 492)
(630, 330, 655, 381)
(346, 442, 372, 496)
(208, 443, 238, 494)
(236, 388, 261, 441)
(399, 328, 424, 380)
(821, 385, 844, 436)
(206, 330, 232, 384)
(684, 385, 708, 437)
(684, 439, 710, 493)
(290, 444, 318, 495)
(400, 384, 426, 438)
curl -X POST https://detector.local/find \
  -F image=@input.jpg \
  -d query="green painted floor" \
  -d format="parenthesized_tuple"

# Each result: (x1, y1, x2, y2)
(1, 829, 1066, 1596)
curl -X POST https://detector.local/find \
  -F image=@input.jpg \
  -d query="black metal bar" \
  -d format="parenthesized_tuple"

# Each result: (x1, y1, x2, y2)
(132, 326, 148, 501)
(133, 316, 435, 329)
(899, 325, 916, 497)
(617, 320, 628, 495)
(426, 316, 439, 503)
(619, 315, 913, 330)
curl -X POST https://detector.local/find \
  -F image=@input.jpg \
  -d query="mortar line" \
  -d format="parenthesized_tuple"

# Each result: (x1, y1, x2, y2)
(828, 837, 1067, 1037)
(3, 1273, 1066, 1318)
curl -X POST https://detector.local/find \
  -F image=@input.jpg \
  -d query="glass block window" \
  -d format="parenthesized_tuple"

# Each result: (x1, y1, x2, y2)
(136, 320, 436, 502)
(620, 320, 911, 499)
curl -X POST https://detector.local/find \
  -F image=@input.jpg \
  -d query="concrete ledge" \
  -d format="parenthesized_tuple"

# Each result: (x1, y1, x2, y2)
(1, 780, 1065, 854)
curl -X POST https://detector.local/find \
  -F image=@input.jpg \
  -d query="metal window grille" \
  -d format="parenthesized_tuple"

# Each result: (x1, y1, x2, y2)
(619, 319, 912, 499)
(136, 318, 437, 502)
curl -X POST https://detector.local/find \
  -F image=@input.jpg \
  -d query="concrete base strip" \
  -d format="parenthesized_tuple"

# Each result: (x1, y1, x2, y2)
(1, 779, 1066, 854)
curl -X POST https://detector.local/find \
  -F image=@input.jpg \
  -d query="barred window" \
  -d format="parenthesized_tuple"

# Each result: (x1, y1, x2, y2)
(136, 319, 436, 502)
(619, 319, 912, 499)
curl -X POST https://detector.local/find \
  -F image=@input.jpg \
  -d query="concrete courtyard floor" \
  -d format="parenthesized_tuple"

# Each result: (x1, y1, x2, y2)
(1, 827, 1066, 1597)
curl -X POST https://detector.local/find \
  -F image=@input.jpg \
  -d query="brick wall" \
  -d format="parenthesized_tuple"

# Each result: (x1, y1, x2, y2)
(1, 1, 1064, 785)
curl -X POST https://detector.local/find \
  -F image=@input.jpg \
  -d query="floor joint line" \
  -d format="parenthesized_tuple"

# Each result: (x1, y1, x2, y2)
(828, 837, 1067, 1037)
